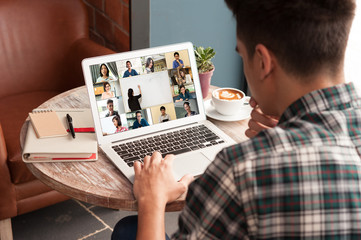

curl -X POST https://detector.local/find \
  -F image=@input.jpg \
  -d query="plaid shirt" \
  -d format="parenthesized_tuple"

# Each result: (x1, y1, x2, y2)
(172, 82, 361, 239)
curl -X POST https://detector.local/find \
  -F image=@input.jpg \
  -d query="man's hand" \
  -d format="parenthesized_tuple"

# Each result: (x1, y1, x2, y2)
(133, 152, 193, 207)
(134, 152, 193, 240)
(245, 97, 279, 138)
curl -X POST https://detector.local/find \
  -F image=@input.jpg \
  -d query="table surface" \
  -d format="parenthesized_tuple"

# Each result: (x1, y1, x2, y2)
(20, 85, 250, 211)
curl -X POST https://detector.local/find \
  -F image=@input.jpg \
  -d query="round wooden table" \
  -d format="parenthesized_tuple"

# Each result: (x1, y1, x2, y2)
(20, 85, 250, 211)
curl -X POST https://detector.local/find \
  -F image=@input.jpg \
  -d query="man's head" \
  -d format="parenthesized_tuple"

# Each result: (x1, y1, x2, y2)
(126, 61, 132, 69)
(183, 101, 190, 111)
(160, 106, 166, 115)
(225, 0, 355, 79)
(174, 52, 180, 60)
(226, 0, 355, 115)
(136, 111, 142, 121)
(107, 99, 114, 111)
(100, 64, 109, 77)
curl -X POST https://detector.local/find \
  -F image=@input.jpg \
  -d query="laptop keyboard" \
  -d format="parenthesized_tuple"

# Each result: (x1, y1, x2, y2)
(111, 125, 225, 167)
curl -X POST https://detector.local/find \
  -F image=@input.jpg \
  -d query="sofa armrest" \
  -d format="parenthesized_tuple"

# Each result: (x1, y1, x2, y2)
(0, 122, 17, 220)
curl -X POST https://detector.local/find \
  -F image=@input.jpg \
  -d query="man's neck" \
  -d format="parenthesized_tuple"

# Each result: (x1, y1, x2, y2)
(275, 70, 345, 116)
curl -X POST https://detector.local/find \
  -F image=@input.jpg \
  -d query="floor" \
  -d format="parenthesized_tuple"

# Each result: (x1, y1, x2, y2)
(11, 199, 180, 240)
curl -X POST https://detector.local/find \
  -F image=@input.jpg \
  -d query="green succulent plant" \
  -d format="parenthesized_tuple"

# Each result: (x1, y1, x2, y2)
(194, 46, 215, 74)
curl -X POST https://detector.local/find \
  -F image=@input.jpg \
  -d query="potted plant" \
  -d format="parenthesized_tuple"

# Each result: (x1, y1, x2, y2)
(194, 46, 216, 98)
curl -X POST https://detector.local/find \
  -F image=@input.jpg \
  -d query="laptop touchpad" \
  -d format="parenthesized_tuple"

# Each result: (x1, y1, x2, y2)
(173, 152, 212, 180)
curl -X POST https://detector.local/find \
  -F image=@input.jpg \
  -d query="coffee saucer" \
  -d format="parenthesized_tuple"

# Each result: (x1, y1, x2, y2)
(204, 97, 252, 122)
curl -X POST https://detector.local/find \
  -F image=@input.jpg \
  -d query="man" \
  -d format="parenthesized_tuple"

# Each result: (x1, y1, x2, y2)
(159, 106, 170, 123)
(172, 52, 184, 69)
(105, 99, 119, 117)
(183, 101, 196, 117)
(112, 0, 361, 239)
(132, 111, 149, 129)
(123, 61, 139, 78)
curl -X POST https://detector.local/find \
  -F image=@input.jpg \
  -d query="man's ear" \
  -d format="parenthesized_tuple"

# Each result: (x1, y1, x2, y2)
(254, 44, 273, 81)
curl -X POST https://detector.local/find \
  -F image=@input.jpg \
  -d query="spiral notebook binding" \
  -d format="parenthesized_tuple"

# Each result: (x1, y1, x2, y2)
(32, 109, 53, 113)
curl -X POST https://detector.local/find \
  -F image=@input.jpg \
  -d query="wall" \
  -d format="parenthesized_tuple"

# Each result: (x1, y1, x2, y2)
(131, 0, 245, 90)
(82, 0, 130, 52)
(345, 1, 361, 93)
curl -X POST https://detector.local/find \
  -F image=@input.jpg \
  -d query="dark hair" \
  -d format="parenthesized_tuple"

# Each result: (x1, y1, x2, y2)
(225, 0, 355, 78)
(107, 99, 113, 105)
(174, 52, 179, 57)
(128, 88, 134, 99)
(112, 115, 121, 126)
(135, 110, 142, 116)
(160, 106, 166, 111)
(99, 64, 109, 77)
(183, 101, 190, 107)
(179, 85, 186, 94)
(126, 61, 132, 67)
(179, 69, 186, 79)
(103, 82, 110, 91)
(145, 58, 154, 72)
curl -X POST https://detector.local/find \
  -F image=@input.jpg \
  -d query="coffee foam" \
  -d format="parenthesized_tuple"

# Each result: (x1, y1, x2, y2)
(215, 89, 243, 100)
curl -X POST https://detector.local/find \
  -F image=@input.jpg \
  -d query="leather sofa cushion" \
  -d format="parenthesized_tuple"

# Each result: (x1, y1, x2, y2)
(0, 90, 62, 184)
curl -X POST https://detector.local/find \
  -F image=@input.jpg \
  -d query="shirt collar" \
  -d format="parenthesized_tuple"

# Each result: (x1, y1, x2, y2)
(279, 82, 361, 124)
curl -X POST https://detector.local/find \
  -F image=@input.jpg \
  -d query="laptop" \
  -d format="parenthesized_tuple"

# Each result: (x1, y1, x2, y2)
(82, 42, 236, 183)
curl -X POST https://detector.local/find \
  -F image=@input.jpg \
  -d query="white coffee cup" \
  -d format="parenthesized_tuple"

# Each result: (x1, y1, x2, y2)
(211, 88, 246, 116)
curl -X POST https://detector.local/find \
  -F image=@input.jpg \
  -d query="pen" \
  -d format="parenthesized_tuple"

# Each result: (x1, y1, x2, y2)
(66, 114, 76, 138)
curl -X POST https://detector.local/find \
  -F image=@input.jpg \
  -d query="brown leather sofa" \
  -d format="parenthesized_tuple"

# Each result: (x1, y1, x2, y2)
(0, 0, 118, 238)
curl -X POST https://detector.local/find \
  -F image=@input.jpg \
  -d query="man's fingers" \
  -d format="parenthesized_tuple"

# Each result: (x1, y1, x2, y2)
(143, 155, 151, 168)
(150, 151, 162, 166)
(171, 174, 194, 201)
(134, 160, 142, 175)
(245, 128, 258, 138)
(163, 154, 175, 166)
(248, 118, 268, 133)
(250, 108, 278, 128)
(179, 174, 194, 188)
(249, 97, 258, 108)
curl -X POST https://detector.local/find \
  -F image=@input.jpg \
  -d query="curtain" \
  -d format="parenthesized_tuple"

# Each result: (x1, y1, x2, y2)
(90, 65, 99, 84)
(107, 62, 119, 79)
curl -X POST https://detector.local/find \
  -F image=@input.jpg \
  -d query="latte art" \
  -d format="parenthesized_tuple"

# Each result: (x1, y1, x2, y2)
(215, 89, 243, 101)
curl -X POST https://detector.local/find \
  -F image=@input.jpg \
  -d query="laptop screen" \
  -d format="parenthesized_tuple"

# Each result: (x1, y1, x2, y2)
(88, 49, 201, 137)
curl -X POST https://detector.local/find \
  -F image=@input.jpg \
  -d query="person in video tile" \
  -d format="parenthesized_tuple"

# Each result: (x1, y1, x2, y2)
(172, 52, 184, 69)
(145, 57, 154, 74)
(128, 85, 142, 112)
(184, 101, 196, 117)
(112, 115, 128, 133)
(101, 82, 115, 100)
(96, 64, 115, 83)
(177, 69, 192, 85)
(159, 106, 170, 123)
(175, 85, 190, 102)
(123, 61, 139, 78)
(105, 99, 119, 117)
(132, 111, 149, 129)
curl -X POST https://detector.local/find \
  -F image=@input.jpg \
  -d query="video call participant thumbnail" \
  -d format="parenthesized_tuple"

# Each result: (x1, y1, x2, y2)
(101, 82, 115, 100)
(123, 61, 139, 78)
(175, 85, 190, 102)
(183, 101, 196, 117)
(112, 115, 128, 133)
(105, 99, 119, 117)
(172, 52, 184, 69)
(159, 106, 170, 123)
(96, 63, 115, 83)
(132, 111, 149, 129)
